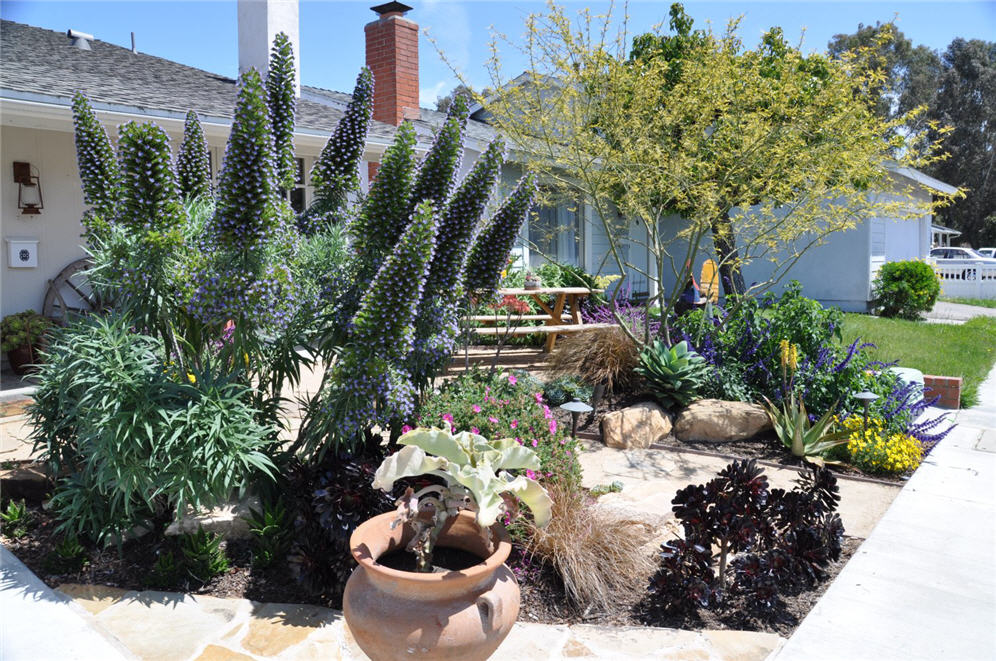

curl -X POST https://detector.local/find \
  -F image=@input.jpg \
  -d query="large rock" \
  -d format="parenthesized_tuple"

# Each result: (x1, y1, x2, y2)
(674, 399, 771, 442)
(165, 496, 260, 539)
(602, 402, 672, 449)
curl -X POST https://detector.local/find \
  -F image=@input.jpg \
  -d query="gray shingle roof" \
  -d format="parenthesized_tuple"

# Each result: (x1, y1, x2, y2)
(0, 19, 398, 140)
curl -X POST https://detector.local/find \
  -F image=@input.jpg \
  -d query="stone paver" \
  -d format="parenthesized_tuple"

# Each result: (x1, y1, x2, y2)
(771, 366, 996, 661)
(579, 443, 901, 539)
(51, 584, 782, 661)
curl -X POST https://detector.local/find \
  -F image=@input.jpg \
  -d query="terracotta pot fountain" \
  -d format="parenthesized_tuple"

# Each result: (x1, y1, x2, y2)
(343, 510, 520, 661)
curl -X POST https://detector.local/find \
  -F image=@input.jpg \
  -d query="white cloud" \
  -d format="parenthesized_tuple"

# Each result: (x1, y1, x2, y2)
(420, 80, 449, 107)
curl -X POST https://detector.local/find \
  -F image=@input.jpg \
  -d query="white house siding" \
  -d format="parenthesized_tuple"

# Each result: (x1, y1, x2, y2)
(584, 204, 653, 298)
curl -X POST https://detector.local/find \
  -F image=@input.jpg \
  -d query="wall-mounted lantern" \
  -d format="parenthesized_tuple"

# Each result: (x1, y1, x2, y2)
(13, 161, 43, 215)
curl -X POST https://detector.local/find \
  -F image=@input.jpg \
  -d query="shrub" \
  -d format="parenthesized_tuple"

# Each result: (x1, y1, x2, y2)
(649, 460, 844, 613)
(522, 484, 656, 613)
(636, 340, 710, 409)
(417, 368, 582, 490)
(0, 310, 51, 353)
(872, 260, 940, 320)
(841, 416, 923, 474)
(29, 314, 276, 544)
(542, 375, 593, 406)
(180, 528, 230, 583)
(285, 452, 397, 605)
(548, 326, 640, 394)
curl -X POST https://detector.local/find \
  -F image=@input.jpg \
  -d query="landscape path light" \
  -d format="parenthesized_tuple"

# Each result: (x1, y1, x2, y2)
(559, 399, 593, 438)
(853, 391, 879, 432)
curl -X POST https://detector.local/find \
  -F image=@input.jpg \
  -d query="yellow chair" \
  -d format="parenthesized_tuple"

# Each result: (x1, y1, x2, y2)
(700, 259, 719, 302)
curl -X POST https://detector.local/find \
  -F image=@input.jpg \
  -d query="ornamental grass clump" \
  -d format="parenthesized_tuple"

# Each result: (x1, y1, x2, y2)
(548, 326, 641, 394)
(523, 484, 656, 613)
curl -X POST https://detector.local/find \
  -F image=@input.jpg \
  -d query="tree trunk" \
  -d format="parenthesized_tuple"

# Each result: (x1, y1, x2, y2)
(711, 210, 746, 297)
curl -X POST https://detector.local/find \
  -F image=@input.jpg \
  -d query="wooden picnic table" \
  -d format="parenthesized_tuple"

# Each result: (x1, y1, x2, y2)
(474, 286, 607, 352)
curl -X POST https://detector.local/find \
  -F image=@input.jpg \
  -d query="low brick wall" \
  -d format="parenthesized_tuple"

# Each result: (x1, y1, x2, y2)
(923, 375, 962, 409)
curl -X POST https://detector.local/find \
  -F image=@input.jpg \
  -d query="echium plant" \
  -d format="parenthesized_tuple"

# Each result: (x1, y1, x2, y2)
(267, 32, 297, 191)
(348, 121, 419, 282)
(300, 202, 439, 455)
(302, 67, 374, 233)
(373, 428, 553, 572)
(117, 121, 186, 235)
(71, 93, 121, 236)
(176, 110, 212, 199)
(210, 68, 282, 252)
(407, 95, 469, 218)
(463, 173, 538, 296)
(408, 138, 506, 389)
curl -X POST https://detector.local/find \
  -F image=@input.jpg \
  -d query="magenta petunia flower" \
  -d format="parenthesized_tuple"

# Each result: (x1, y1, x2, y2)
(472, 404, 482, 413)
(531, 439, 538, 447)
(534, 392, 543, 403)
(488, 416, 499, 424)
(471, 427, 480, 434)
(549, 419, 557, 435)
(401, 424, 413, 434)
(508, 373, 517, 385)
(511, 419, 518, 429)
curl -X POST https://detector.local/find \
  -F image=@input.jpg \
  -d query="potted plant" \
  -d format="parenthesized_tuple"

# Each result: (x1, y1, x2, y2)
(1, 310, 52, 376)
(523, 270, 542, 290)
(344, 427, 553, 661)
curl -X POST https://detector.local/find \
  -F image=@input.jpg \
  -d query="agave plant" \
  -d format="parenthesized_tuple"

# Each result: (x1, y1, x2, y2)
(372, 428, 553, 572)
(635, 340, 710, 409)
(764, 395, 848, 466)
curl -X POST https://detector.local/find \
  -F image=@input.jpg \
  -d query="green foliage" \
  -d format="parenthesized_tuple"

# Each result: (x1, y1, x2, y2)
(181, 528, 230, 583)
(636, 340, 710, 409)
(267, 32, 297, 191)
(247, 500, 290, 568)
(543, 375, 593, 407)
(0, 310, 52, 352)
(1, 500, 31, 538)
(148, 549, 182, 588)
(373, 428, 553, 571)
(872, 260, 941, 320)
(29, 314, 276, 544)
(417, 368, 583, 490)
(765, 396, 848, 465)
(71, 92, 121, 228)
(45, 536, 88, 574)
(176, 111, 212, 199)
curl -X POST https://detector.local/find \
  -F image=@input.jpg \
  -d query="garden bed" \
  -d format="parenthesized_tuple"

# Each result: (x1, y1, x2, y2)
(2, 502, 859, 637)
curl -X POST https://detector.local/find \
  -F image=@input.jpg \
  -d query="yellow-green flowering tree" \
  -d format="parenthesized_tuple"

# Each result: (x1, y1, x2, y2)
(457, 2, 955, 342)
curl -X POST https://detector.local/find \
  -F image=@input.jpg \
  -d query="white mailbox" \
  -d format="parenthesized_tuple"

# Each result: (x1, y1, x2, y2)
(6, 238, 38, 268)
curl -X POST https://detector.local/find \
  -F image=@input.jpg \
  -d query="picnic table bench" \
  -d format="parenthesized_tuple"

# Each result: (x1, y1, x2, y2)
(471, 286, 611, 352)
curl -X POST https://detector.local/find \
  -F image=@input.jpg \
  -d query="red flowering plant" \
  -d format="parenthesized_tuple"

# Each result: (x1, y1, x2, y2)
(416, 368, 582, 491)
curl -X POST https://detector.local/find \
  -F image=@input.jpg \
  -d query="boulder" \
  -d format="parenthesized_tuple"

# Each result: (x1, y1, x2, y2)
(165, 495, 260, 539)
(602, 402, 672, 449)
(674, 399, 771, 442)
(0, 462, 50, 503)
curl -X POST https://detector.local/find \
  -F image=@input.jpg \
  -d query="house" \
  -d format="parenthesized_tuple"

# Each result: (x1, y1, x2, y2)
(0, 1, 956, 321)
(0, 1, 499, 319)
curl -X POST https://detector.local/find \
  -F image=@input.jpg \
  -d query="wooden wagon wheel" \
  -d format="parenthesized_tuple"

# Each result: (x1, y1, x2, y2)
(42, 257, 107, 325)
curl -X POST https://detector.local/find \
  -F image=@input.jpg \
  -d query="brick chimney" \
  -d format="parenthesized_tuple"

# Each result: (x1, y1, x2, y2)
(238, 0, 301, 97)
(365, 2, 419, 126)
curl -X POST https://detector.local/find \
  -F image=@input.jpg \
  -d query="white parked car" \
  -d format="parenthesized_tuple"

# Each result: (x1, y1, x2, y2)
(978, 247, 995, 258)
(929, 247, 996, 280)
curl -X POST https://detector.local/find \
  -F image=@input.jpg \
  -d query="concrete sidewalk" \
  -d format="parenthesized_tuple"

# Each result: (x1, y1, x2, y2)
(772, 368, 996, 661)
(924, 300, 996, 323)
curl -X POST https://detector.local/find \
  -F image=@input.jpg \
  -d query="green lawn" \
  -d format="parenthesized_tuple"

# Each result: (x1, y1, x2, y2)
(940, 297, 996, 310)
(841, 314, 996, 407)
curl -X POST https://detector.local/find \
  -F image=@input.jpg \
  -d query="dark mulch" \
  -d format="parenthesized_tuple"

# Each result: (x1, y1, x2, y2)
(3, 502, 859, 636)
(516, 536, 863, 636)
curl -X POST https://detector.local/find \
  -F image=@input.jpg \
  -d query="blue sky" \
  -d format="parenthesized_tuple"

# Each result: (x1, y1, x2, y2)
(3, 1, 994, 107)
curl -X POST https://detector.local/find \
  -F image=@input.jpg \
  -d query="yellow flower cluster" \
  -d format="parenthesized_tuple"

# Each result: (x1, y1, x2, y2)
(593, 274, 621, 289)
(779, 339, 798, 371)
(841, 416, 923, 475)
